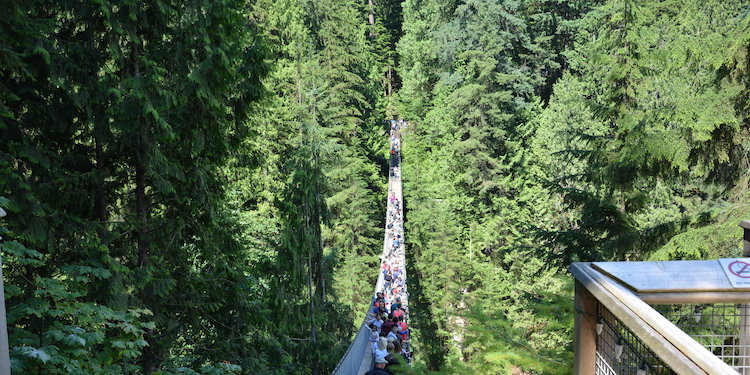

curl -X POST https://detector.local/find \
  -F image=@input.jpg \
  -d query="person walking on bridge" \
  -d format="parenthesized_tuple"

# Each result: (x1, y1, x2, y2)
(374, 337, 389, 362)
(369, 324, 380, 352)
(373, 313, 384, 333)
(365, 356, 391, 375)
(380, 317, 396, 337)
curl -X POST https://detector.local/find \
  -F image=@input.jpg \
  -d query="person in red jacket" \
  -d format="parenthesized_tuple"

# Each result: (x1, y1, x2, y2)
(392, 306, 404, 320)
(398, 316, 408, 340)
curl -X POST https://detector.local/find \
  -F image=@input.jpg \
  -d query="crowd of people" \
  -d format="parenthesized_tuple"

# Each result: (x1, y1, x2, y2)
(365, 120, 410, 375)
(389, 119, 403, 168)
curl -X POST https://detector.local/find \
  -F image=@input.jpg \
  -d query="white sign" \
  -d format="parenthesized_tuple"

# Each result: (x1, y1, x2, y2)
(719, 258, 750, 288)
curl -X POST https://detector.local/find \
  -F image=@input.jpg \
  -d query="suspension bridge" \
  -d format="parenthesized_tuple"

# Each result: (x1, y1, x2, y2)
(332, 121, 411, 375)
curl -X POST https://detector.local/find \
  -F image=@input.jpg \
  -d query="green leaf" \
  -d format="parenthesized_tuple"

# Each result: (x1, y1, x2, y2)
(16, 346, 51, 363)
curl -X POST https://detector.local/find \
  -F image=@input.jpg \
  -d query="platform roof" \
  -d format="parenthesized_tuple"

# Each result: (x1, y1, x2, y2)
(591, 260, 743, 293)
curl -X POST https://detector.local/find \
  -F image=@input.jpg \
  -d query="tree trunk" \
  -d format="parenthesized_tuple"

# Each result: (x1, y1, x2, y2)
(387, 66, 393, 96)
(133, 42, 149, 268)
(95, 136, 107, 224)
(368, 0, 375, 37)
(132, 40, 157, 375)
(94, 131, 112, 264)
(91, 27, 108, 231)
(135, 154, 148, 267)
(307, 253, 318, 375)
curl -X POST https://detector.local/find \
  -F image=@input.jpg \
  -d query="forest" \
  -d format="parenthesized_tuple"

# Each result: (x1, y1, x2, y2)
(1, 0, 750, 374)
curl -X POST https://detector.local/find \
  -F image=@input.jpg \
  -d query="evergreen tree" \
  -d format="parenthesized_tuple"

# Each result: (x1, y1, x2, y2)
(1, 0, 267, 373)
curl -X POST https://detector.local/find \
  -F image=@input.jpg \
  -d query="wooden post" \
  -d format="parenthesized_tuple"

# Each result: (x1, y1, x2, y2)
(574, 279, 597, 375)
(741, 221, 750, 374)
(740, 221, 750, 257)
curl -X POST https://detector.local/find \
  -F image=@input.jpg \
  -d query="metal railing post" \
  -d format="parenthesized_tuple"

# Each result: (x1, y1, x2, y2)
(740, 221, 750, 374)
(0, 207, 11, 375)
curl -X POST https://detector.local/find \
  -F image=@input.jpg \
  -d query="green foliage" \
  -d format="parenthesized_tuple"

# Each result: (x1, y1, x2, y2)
(397, 0, 750, 373)
(396, 0, 595, 371)
(1, 0, 268, 373)
(0, 223, 152, 374)
(535, 0, 750, 264)
(4, 0, 750, 373)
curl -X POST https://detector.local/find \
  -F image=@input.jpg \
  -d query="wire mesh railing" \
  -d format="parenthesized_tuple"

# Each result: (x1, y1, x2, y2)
(596, 304, 673, 375)
(596, 302, 750, 373)
(653, 303, 750, 372)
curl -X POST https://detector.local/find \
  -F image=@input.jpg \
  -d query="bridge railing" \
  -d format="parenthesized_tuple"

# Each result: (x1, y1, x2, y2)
(332, 323, 375, 375)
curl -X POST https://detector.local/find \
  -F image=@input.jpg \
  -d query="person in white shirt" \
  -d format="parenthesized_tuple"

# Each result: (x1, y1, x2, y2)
(374, 337, 388, 360)
(369, 324, 379, 352)
(373, 313, 384, 333)
(387, 325, 400, 343)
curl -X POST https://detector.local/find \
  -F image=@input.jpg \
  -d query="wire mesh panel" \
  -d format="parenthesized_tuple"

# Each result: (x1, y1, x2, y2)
(653, 303, 750, 372)
(596, 304, 674, 374)
(596, 351, 617, 375)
